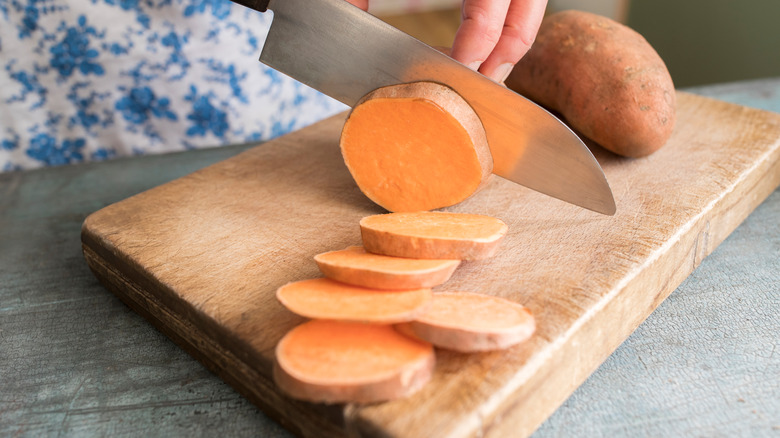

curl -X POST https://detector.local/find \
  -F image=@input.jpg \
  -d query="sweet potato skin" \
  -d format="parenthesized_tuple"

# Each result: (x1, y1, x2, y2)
(273, 355, 435, 404)
(505, 10, 676, 157)
(361, 227, 504, 261)
(359, 212, 508, 261)
(396, 291, 536, 352)
(273, 320, 435, 403)
(314, 246, 460, 290)
(276, 278, 431, 323)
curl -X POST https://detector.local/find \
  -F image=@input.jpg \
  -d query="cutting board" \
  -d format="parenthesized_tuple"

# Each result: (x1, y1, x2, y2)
(81, 92, 780, 438)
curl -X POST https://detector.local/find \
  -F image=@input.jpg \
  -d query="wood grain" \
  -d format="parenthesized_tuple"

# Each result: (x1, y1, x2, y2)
(81, 92, 780, 437)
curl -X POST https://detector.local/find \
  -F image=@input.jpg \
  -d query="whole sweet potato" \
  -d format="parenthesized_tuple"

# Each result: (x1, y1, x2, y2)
(505, 10, 676, 157)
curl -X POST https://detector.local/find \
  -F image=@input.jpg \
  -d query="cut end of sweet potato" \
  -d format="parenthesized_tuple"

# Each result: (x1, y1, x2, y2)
(276, 278, 431, 323)
(340, 81, 493, 212)
(401, 291, 535, 352)
(274, 320, 435, 403)
(314, 246, 460, 290)
(360, 211, 508, 260)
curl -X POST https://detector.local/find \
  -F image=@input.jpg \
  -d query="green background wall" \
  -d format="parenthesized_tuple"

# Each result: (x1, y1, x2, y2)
(627, 1, 780, 87)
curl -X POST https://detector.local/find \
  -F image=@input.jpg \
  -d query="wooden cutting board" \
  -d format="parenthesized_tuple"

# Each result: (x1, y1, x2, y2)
(81, 92, 780, 438)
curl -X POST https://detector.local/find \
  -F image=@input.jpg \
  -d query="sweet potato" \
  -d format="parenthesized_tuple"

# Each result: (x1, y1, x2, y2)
(276, 278, 431, 323)
(314, 246, 460, 290)
(505, 10, 676, 157)
(398, 291, 536, 352)
(274, 319, 435, 403)
(360, 211, 508, 260)
(340, 81, 493, 212)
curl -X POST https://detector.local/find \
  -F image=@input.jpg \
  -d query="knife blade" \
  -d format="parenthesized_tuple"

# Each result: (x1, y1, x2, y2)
(231, 0, 616, 215)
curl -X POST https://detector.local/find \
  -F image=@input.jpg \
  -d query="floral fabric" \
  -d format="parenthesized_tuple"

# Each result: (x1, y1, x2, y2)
(0, 0, 347, 172)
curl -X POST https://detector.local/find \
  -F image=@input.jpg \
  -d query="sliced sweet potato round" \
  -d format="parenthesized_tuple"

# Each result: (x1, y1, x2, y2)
(274, 320, 435, 403)
(314, 245, 460, 290)
(360, 211, 508, 260)
(340, 81, 493, 212)
(276, 278, 431, 323)
(399, 291, 535, 352)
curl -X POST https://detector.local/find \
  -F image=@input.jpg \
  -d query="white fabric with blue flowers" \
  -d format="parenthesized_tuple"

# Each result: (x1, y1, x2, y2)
(0, 0, 347, 172)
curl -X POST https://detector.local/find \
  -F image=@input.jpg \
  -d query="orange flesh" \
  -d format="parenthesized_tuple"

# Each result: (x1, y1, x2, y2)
(341, 97, 484, 212)
(277, 320, 433, 385)
(276, 278, 431, 323)
(361, 212, 507, 242)
(417, 292, 533, 332)
(315, 246, 459, 274)
(315, 246, 460, 289)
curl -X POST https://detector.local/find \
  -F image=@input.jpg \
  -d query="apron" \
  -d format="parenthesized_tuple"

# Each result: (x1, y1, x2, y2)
(0, 0, 346, 171)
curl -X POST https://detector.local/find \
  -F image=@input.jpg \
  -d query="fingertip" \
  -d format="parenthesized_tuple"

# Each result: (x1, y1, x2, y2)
(477, 0, 547, 82)
(345, 0, 369, 11)
(450, 0, 511, 70)
(483, 62, 515, 83)
(449, 28, 486, 71)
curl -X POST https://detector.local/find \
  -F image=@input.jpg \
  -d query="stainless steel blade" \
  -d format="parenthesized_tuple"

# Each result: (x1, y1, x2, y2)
(260, 0, 616, 215)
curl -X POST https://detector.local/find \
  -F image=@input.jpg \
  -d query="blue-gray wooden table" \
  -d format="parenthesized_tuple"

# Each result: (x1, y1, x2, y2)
(2, 78, 778, 437)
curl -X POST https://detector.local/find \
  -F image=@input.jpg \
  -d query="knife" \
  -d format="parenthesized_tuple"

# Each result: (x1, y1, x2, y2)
(230, 0, 616, 215)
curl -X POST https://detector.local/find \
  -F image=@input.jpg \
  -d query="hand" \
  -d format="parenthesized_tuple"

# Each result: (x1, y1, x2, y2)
(451, 0, 547, 83)
(344, 0, 545, 83)
(345, 0, 369, 11)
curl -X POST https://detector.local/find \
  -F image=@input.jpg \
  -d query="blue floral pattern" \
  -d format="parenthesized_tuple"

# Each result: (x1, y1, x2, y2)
(50, 16, 105, 79)
(1, 0, 346, 171)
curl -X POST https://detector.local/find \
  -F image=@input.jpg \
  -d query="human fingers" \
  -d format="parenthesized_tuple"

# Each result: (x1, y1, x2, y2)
(344, 0, 369, 11)
(478, 0, 547, 82)
(450, 0, 512, 71)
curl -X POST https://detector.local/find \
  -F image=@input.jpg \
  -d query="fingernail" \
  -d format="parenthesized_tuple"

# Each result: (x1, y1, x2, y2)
(494, 63, 515, 83)
(467, 61, 482, 71)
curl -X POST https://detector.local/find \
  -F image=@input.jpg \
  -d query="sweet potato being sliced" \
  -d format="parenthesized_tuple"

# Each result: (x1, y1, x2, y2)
(276, 278, 431, 323)
(314, 246, 460, 290)
(398, 291, 535, 352)
(274, 319, 435, 403)
(340, 81, 493, 212)
(360, 211, 508, 260)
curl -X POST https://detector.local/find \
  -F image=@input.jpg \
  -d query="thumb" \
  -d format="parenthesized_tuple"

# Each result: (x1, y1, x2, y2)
(344, 0, 369, 11)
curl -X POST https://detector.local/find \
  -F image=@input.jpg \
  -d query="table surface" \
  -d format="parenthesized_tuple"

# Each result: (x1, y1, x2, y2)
(2, 78, 779, 437)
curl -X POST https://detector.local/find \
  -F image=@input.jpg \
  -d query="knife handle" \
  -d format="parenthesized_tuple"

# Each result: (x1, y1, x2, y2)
(231, 0, 270, 12)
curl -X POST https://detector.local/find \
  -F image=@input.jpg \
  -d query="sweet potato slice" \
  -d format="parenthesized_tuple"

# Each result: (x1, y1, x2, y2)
(314, 246, 460, 290)
(274, 319, 435, 403)
(360, 211, 508, 260)
(340, 81, 493, 212)
(276, 278, 431, 323)
(399, 291, 535, 352)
